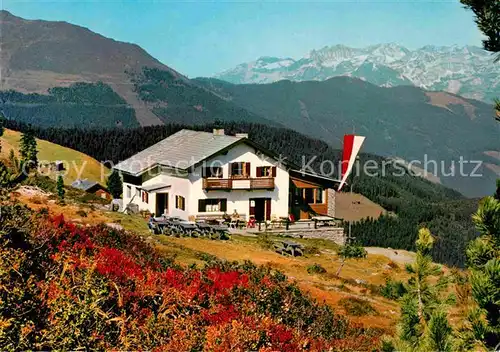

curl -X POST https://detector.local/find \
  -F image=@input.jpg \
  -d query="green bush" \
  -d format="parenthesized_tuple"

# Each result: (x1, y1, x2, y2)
(380, 278, 407, 300)
(303, 245, 321, 255)
(257, 234, 274, 250)
(307, 263, 327, 274)
(22, 175, 57, 193)
(76, 209, 88, 218)
(339, 297, 377, 316)
(338, 243, 367, 259)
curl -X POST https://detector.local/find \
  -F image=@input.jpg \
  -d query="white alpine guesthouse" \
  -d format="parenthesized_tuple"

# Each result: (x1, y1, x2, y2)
(114, 129, 339, 222)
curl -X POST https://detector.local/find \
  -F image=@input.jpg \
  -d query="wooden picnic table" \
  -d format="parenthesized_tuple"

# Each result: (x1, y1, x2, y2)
(274, 240, 304, 256)
(178, 221, 199, 237)
(209, 224, 230, 240)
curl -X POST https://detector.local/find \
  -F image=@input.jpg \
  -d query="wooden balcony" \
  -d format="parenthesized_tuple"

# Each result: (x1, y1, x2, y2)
(203, 177, 275, 190)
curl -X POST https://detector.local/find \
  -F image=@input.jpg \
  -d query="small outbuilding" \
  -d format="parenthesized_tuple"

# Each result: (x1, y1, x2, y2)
(71, 179, 112, 201)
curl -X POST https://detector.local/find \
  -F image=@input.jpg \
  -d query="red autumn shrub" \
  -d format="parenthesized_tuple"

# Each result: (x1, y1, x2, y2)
(0, 206, 381, 351)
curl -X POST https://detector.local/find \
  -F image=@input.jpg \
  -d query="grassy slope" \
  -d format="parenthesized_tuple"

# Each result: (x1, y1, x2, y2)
(335, 192, 387, 221)
(0, 128, 108, 185)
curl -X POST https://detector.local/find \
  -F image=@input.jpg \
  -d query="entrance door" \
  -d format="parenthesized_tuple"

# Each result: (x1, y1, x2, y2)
(156, 193, 168, 216)
(249, 198, 271, 221)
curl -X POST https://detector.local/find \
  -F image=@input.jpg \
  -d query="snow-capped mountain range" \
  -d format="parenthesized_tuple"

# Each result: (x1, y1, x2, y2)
(214, 44, 499, 102)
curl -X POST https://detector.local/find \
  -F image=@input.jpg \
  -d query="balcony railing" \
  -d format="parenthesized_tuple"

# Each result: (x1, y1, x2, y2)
(203, 177, 275, 190)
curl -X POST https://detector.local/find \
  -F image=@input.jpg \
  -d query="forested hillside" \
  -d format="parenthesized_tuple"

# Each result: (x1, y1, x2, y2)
(128, 67, 277, 126)
(0, 82, 138, 128)
(4, 119, 478, 266)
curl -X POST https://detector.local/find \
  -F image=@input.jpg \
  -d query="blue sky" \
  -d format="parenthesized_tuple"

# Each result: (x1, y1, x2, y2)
(3, 0, 483, 77)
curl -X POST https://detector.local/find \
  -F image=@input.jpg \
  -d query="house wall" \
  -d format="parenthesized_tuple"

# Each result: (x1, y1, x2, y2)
(189, 143, 290, 219)
(120, 142, 291, 219)
(290, 176, 330, 219)
(142, 173, 190, 218)
(327, 189, 336, 218)
(122, 182, 144, 212)
(122, 172, 190, 217)
(94, 189, 112, 201)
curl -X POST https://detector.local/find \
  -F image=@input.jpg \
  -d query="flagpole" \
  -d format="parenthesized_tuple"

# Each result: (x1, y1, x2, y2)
(348, 124, 355, 245)
(348, 158, 355, 244)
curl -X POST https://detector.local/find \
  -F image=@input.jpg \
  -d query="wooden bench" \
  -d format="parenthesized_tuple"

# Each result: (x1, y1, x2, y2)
(196, 213, 225, 224)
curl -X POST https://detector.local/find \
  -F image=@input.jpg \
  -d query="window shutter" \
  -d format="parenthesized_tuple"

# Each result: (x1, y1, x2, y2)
(246, 162, 251, 177)
(256, 167, 262, 177)
(220, 199, 227, 212)
(198, 199, 206, 212)
(228, 163, 233, 177)
(202, 167, 206, 178)
(272, 166, 277, 177)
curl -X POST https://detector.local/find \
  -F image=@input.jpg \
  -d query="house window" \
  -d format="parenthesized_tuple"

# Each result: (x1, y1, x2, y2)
(204, 166, 223, 178)
(126, 185, 131, 198)
(198, 199, 227, 212)
(142, 191, 149, 204)
(304, 188, 314, 204)
(175, 195, 185, 210)
(257, 166, 271, 177)
(231, 162, 245, 177)
(256, 166, 277, 177)
(316, 188, 324, 204)
(135, 187, 141, 197)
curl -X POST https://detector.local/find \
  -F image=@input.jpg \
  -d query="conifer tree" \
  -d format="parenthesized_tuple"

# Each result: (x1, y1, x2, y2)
(495, 99, 500, 122)
(8, 149, 19, 174)
(393, 228, 454, 351)
(19, 128, 38, 170)
(495, 179, 500, 200)
(460, 192, 500, 350)
(0, 161, 10, 187)
(57, 175, 65, 200)
(0, 112, 4, 154)
(106, 170, 122, 199)
(461, 0, 500, 120)
(460, 0, 500, 54)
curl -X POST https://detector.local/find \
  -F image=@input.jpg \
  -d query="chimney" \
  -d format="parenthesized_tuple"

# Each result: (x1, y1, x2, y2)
(235, 133, 248, 138)
(213, 129, 225, 136)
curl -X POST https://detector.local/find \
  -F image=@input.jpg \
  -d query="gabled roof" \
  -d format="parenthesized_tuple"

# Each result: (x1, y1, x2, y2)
(72, 179, 100, 191)
(289, 169, 342, 189)
(114, 129, 291, 176)
(141, 184, 171, 192)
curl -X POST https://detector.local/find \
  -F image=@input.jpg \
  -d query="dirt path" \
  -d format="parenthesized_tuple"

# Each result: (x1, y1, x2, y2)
(365, 247, 415, 264)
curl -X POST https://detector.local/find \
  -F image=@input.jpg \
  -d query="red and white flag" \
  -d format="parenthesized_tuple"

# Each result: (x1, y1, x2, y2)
(338, 134, 365, 191)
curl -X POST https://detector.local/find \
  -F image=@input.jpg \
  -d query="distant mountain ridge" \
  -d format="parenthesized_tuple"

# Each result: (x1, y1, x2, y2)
(214, 43, 500, 102)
